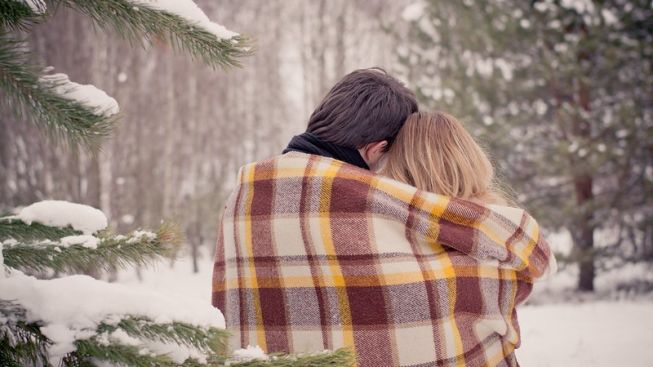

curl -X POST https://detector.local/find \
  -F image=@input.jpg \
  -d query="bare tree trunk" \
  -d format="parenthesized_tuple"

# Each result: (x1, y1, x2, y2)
(574, 173, 594, 291)
(574, 53, 595, 291)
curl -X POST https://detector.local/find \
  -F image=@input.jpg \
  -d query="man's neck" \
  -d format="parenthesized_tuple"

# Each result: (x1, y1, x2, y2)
(282, 132, 370, 170)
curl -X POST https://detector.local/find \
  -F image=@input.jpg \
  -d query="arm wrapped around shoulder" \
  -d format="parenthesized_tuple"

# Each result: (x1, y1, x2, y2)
(370, 175, 557, 282)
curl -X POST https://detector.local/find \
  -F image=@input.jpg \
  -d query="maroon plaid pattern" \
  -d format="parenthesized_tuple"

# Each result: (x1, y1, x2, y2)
(212, 152, 555, 366)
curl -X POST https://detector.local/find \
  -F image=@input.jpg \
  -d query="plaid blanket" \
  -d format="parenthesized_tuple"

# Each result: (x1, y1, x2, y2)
(211, 152, 555, 367)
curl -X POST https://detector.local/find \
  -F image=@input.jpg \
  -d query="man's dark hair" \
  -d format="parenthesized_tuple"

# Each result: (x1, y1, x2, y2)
(306, 67, 418, 149)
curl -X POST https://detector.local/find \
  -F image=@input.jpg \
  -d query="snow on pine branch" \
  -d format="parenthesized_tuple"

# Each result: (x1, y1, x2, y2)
(0, 268, 226, 365)
(39, 72, 119, 118)
(129, 0, 238, 40)
(231, 345, 269, 362)
(15, 200, 108, 235)
(1, 205, 175, 274)
(58, 235, 100, 249)
(0, 202, 228, 366)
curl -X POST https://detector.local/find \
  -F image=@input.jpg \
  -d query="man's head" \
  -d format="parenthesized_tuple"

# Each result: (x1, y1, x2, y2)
(306, 67, 418, 170)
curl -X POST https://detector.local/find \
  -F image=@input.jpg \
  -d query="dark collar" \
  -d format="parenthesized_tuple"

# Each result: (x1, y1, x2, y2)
(282, 132, 369, 170)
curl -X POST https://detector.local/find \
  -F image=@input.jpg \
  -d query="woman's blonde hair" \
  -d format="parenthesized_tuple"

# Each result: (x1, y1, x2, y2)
(381, 111, 509, 205)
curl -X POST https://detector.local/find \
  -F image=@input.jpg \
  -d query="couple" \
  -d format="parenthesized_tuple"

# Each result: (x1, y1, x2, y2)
(211, 68, 555, 367)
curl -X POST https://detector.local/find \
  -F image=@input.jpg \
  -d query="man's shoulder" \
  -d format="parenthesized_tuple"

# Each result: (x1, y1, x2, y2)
(239, 151, 310, 170)
(240, 152, 423, 196)
(237, 151, 374, 180)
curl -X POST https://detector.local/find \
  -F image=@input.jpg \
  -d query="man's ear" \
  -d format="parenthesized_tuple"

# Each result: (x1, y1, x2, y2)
(367, 140, 388, 157)
(359, 140, 388, 168)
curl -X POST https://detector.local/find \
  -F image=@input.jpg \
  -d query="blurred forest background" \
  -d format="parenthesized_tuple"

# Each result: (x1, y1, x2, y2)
(1, 0, 651, 292)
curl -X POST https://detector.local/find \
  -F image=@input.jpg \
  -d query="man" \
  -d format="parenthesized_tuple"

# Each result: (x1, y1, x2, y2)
(212, 68, 553, 366)
(282, 67, 417, 171)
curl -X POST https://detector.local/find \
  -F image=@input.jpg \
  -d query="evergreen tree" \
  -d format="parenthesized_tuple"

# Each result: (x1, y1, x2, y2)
(0, 1, 353, 366)
(0, 0, 251, 149)
(397, 0, 653, 291)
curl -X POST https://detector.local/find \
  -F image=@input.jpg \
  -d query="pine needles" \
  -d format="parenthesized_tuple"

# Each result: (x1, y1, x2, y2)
(0, 0, 252, 150)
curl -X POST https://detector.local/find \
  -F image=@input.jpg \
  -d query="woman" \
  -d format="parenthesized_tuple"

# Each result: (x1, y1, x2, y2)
(382, 110, 509, 206)
(379, 110, 553, 366)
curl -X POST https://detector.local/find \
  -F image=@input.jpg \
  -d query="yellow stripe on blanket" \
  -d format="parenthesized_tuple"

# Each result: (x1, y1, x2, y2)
(315, 162, 357, 356)
(243, 164, 267, 350)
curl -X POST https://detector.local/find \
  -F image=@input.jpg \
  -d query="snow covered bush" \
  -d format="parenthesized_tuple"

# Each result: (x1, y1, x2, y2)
(0, 200, 228, 366)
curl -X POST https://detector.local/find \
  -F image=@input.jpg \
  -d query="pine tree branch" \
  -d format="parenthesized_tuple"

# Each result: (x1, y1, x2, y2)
(0, 302, 214, 367)
(0, 217, 79, 242)
(67, 339, 184, 367)
(229, 348, 355, 367)
(2, 223, 182, 274)
(51, 0, 253, 69)
(70, 339, 354, 367)
(96, 316, 230, 356)
(0, 301, 353, 367)
(0, 1, 45, 31)
(0, 34, 117, 150)
(0, 301, 51, 367)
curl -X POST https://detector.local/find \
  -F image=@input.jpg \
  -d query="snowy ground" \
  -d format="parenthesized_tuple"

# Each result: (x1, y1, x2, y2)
(517, 302, 653, 367)
(116, 248, 653, 367)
